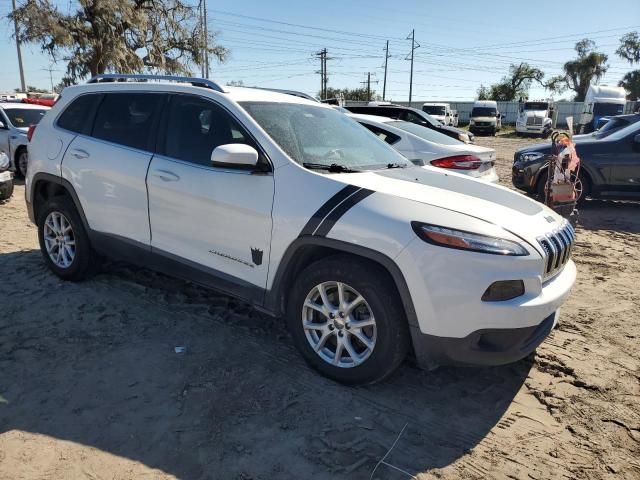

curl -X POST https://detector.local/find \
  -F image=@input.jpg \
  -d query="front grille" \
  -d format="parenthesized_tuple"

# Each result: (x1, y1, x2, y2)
(526, 117, 544, 126)
(475, 121, 490, 126)
(537, 221, 575, 279)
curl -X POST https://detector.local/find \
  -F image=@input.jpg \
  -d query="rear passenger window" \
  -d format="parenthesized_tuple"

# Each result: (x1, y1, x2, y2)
(57, 94, 100, 134)
(92, 93, 162, 151)
(164, 95, 254, 167)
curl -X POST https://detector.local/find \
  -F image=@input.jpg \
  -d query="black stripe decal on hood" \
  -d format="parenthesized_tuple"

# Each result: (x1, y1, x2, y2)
(299, 184, 361, 236)
(314, 188, 374, 237)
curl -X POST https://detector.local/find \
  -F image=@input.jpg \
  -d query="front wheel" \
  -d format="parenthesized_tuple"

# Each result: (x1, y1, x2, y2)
(287, 256, 409, 385)
(16, 148, 28, 178)
(37, 197, 99, 281)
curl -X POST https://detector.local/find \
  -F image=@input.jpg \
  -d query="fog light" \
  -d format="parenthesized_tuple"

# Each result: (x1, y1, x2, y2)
(481, 280, 525, 302)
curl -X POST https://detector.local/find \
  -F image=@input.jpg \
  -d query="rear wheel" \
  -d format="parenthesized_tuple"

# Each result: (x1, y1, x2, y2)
(287, 256, 409, 385)
(37, 197, 99, 280)
(0, 180, 13, 201)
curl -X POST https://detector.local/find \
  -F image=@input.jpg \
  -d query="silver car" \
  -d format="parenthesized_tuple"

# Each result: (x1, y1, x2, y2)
(0, 103, 50, 177)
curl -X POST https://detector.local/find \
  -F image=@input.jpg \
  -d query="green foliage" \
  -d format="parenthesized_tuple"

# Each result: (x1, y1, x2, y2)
(226, 80, 245, 87)
(13, 85, 48, 93)
(547, 38, 608, 101)
(321, 87, 376, 102)
(616, 32, 640, 65)
(10, 0, 228, 83)
(619, 70, 640, 100)
(476, 63, 544, 101)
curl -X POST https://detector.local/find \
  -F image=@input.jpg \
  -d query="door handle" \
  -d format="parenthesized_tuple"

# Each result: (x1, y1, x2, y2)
(151, 170, 180, 182)
(70, 148, 90, 159)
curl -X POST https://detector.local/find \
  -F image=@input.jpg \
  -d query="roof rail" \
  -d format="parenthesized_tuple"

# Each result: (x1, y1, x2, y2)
(87, 74, 227, 93)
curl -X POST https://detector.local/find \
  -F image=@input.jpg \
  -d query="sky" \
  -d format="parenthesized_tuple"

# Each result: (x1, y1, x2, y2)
(1, 0, 639, 101)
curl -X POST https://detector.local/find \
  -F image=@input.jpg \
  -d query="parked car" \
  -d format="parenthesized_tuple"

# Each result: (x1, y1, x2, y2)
(578, 85, 626, 134)
(573, 113, 640, 141)
(0, 102, 50, 177)
(27, 74, 576, 385)
(469, 100, 502, 136)
(516, 101, 555, 137)
(0, 151, 13, 201)
(512, 120, 640, 202)
(351, 114, 498, 182)
(345, 104, 474, 144)
(422, 103, 458, 127)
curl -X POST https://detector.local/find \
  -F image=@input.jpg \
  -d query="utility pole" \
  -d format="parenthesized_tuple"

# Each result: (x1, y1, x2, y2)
(406, 29, 419, 106)
(41, 66, 57, 92)
(360, 73, 378, 102)
(203, 0, 209, 78)
(315, 48, 328, 100)
(12, 0, 26, 92)
(382, 40, 390, 101)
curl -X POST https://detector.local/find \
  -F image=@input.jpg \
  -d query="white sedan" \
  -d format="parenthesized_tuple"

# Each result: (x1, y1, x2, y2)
(351, 114, 499, 183)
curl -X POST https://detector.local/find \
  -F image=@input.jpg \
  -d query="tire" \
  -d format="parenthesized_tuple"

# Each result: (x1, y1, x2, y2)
(287, 255, 409, 385)
(37, 196, 99, 281)
(0, 180, 13, 201)
(16, 148, 28, 178)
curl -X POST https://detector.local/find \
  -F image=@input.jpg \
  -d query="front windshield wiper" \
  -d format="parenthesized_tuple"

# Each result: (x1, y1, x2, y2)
(302, 162, 361, 173)
(386, 162, 408, 169)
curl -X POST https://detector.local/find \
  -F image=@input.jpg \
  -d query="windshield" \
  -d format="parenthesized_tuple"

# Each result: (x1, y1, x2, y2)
(602, 118, 640, 142)
(596, 117, 629, 136)
(388, 120, 463, 145)
(241, 102, 411, 171)
(3, 108, 47, 128)
(593, 103, 624, 117)
(422, 105, 446, 116)
(523, 102, 548, 111)
(471, 107, 497, 117)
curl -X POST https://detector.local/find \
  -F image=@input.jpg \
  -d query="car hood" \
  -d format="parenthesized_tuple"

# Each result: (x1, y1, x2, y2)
(336, 166, 562, 247)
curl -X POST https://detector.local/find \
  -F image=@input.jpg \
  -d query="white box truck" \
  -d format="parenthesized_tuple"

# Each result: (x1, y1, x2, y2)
(578, 85, 626, 134)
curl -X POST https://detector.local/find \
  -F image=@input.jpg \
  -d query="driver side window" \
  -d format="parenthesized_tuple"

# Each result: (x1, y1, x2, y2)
(164, 95, 256, 167)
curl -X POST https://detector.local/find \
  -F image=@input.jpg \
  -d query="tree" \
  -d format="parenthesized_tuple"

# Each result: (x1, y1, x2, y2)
(547, 39, 608, 101)
(619, 71, 640, 100)
(476, 63, 544, 101)
(14, 85, 48, 93)
(10, 0, 228, 84)
(321, 87, 376, 102)
(226, 80, 245, 87)
(616, 31, 640, 65)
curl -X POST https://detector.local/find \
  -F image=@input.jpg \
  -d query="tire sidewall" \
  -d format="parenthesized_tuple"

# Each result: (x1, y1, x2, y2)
(287, 257, 408, 385)
(37, 198, 92, 280)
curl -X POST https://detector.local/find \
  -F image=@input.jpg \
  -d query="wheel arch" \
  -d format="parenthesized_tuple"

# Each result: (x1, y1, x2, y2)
(265, 237, 419, 328)
(30, 173, 89, 230)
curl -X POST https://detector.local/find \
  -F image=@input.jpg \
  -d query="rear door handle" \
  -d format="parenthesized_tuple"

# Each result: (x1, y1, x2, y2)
(69, 148, 90, 159)
(151, 170, 180, 182)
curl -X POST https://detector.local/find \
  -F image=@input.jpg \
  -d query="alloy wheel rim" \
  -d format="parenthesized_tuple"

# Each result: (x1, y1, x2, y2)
(302, 281, 377, 368)
(43, 212, 76, 268)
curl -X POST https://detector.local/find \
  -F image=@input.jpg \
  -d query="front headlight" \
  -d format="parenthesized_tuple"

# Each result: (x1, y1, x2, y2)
(0, 152, 9, 171)
(469, 119, 475, 125)
(520, 152, 544, 162)
(411, 222, 528, 256)
(458, 133, 470, 143)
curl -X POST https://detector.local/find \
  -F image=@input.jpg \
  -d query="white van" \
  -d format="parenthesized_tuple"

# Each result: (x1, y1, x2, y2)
(469, 100, 502, 136)
(422, 103, 458, 127)
(578, 85, 626, 134)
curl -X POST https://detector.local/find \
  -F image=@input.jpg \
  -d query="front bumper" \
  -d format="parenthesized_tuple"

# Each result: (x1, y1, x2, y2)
(469, 124, 496, 134)
(410, 311, 557, 368)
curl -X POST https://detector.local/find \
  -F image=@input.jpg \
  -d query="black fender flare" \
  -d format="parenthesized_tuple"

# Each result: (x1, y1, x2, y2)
(264, 236, 419, 327)
(29, 172, 90, 229)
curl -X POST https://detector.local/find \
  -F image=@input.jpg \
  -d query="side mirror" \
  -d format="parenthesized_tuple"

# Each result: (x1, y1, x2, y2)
(211, 144, 259, 169)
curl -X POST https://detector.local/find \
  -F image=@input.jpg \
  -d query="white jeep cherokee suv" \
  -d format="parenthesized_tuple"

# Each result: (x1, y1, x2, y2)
(25, 75, 577, 385)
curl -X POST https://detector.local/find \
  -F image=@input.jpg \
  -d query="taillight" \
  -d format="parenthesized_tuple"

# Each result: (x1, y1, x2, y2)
(27, 124, 36, 142)
(431, 155, 482, 170)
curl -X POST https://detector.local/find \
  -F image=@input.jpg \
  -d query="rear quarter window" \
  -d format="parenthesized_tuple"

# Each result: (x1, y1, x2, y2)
(57, 94, 101, 134)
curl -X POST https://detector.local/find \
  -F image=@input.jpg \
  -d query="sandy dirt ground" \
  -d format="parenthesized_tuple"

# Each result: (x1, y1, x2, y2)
(1, 135, 639, 480)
